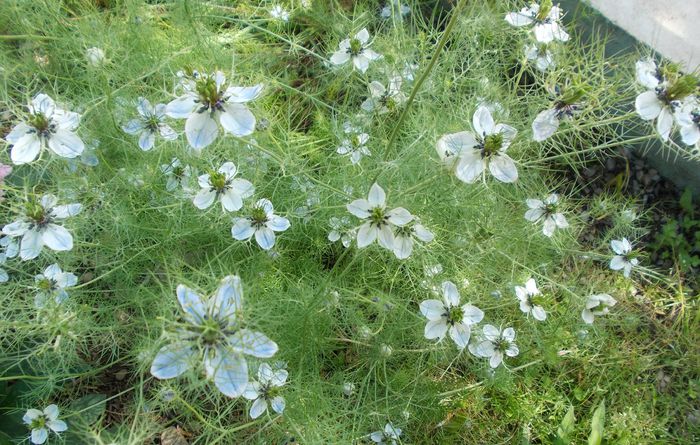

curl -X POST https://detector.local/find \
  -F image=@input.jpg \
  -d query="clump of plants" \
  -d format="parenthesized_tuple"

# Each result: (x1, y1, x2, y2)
(0, 0, 698, 444)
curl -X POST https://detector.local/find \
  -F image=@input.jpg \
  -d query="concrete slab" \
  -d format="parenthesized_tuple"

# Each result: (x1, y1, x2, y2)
(586, 0, 700, 71)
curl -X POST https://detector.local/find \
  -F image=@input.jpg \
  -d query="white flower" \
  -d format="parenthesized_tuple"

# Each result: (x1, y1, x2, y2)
(675, 99, 699, 148)
(469, 324, 519, 368)
(582, 293, 617, 324)
(34, 263, 77, 308)
(419, 281, 484, 349)
(370, 422, 402, 445)
(165, 71, 263, 150)
(609, 238, 639, 278)
(532, 86, 583, 141)
(401, 62, 418, 82)
(514, 278, 546, 321)
(524, 43, 555, 71)
(342, 382, 355, 396)
(337, 127, 370, 164)
(634, 59, 697, 141)
(23, 404, 67, 445)
(524, 194, 569, 237)
(346, 183, 413, 249)
(86, 47, 106, 66)
(381, 1, 410, 19)
(122, 97, 178, 151)
(361, 76, 406, 114)
(243, 363, 288, 418)
(329, 28, 382, 74)
(4, 93, 85, 165)
(505, 1, 570, 43)
(328, 216, 356, 248)
(2, 195, 81, 261)
(193, 162, 254, 212)
(161, 158, 195, 193)
(438, 105, 518, 183)
(269, 5, 290, 22)
(392, 221, 434, 259)
(231, 199, 291, 250)
(150, 276, 278, 398)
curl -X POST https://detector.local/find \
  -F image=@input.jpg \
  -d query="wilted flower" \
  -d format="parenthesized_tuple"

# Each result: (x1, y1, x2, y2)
(328, 216, 356, 248)
(193, 162, 254, 212)
(342, 382, 355, 396)
(582, 293, 617, 324)
(420, 281, 484, 349)
(532, 85, 584, 141)
(4, 93, 84, 165)
(2, 195, 81, 261)
(361, 76, 406, 114)
(524, 194, 569, 237)
(524, 43, 555, 71)
(150, 276, 278, 398)
(23, 404, 67, 444)
(243, 363, 288, 418)
(609, 238, 639, 278)
(505, 1, 570, 43)
(166, 70, 263, 150)
(370, 422, 402, 445)
(231, 199, 290, 250)
(86, 47, 106, 66)
(34, 263, 77, 308)
(437, 105, 518, 183)
(346, 183, 413, 249)
(514, 278, 546, 321)
(330, 29, 382, 74)
(122, 97, 177, 151)
(469, 324, 519, 368)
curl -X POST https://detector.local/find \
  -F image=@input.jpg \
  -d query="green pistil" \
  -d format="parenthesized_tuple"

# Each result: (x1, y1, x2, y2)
(209, 171, 227, 192)
(351, 135, 362, 148)
(195, 77, 223, 109)
(528, 294, 544, 307)
(446, 306, 464, 325)
(536, 0, 553, 21)
(251, 206, 268, 227)
(29, 113, 49, 132)
(262, 384, 280, 399)
(30, 416, 46, 430)
(348, 38, 362, 56)
(26, 201, 46, 224)
(544, 203, 556, 214)
(37, 278, 54, 292)
(369, 207, 386, 226)
(172, 166, 185, 179)
(381, 95, 396, 111)
(145, 115, 160, 132)
(493, 337, 508, 352)
(200, 317, 224, 346)
(666, 74, 698, 102)
(483, 133, 503, 155)
(559, 87, 585, 105)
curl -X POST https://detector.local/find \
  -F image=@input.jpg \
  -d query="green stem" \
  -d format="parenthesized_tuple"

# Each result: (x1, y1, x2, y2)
(526, 133, 658, 165)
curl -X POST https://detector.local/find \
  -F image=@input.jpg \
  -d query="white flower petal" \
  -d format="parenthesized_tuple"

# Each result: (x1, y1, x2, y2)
(47, 129, 84, 158)
(207, 347, 248, 398)
(473, 105, 495, 136)
(138, 130, 156, 151)
(10, 133, 42, 165)
(442, 281, 461, 307)
(220, 103, 256, 137)
(449, 323, 471, 349)
(420, 299, 446, 321)
(270, 396, 285, 414)
(368, 183, 386, 207)
(635, 91, 662, 120)
(225, 84, 264, 103)
(231, 218, 255, 240)
(193, 189, 217, 209)
(229, 329, 278, 358)
(185, 112, 219, 150)
(347, 199, 371, 218)
(150, 342, 195, 379)
(249, 397, 268, 418)
(41, 224, 73, 251)
(424, 319, 448, 340)
(455, 149, 484, 183)
(165, 95, 197, 118)
(532, 108, 560, 142)
(31, 428, 49, 445)
(356, 222, 377, 248)
(176, 284, 206, 322)
(489, 154, 518, 183)
(20, 230, 43, 260)
(255, 227, 276, 250)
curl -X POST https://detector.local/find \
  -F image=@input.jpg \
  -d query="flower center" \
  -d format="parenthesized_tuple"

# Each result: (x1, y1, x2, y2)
(493, 337, 509, 352)
(394, 224, 413, 238)
(26, 201, 50, 227)
(379, 94, 396, 111)
(251, 206, 269, 228)
(369, 206, 388, 227)
(192, 315, 230, 346)
(535, 0, 553, 21)
(664, 74, 698, 102)
(172, 165, 185, 179)
(37, 278, 56, 292)
(208, 171, 228, 192)
(348, 38, 363, 56)
(145, 115, 160, 132)
(351, 135, 363, 148)
(481, 133, 503, 157)
(195, 77, 225, 111)
(29, 113, 54, 137)
(445, 306, 464, 325)
(30, 416, 47, 430)
(260, 383, 280, 400)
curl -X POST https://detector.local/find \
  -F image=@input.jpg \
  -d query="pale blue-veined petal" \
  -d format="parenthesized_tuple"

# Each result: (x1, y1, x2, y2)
(221, 189, 243, 212)
(193, 189, 217, 210)
(249, 397, 268, 418)
(243, 381, 261, 400)
(330, 50, 350, 66)
(212, 275, 242, 321)
(270, 396, 285, 414)
(376, 224, 394, 249)
(43, 405, 59, 421)
(441, 281, 461, 307)
(23, 409, 43, 424)
(455, 148, 484, 183)
(205, 346, 248, 397)
(31, 427, 49, 444)
(31, 93, 56, 117)
(532, 108, 560, 142)
(176, 284, 206, 323)
(2, 221, 29, 237)
(20, 229, 43, 260)
(51, 203, 82, 219)
(5, 122, 31, 144)
(138, 130, 156, 151)
(229, 329, 278, 358)
(185, 111, 219, 150)
(10, 133, 41, 165)
(47, 420, 67, 433)
(489, 153, 518, 183)
(150, 342, 195, 379)
(220, 103, 256, 137)
(347, 199, 371, 218)
(122, 119, 144, 135)
(424, 319, 448, 340)
(255, 227, 276, 250)
(367, 183, 386, 207)
(232, 218, 256, 241)
(635, 91, 662, 120)
(41, 224, 73, 251)
(47, 129, 84, 158)
(225, 84, 264, 103)
(165, 94, 197, 118)
(472, 105, 495, 136)
(267, 215, 290, 232)
(356, 222, 377, 247)
(419, 299, 445, 321)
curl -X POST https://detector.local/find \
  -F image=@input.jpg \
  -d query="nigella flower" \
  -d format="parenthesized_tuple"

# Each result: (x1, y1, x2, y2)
(231, 199, 291, 250)
(514, 278, 546, 321)
(582, 293, 617, 324)
(380, 1, 410, 19)
(165, 70, 263, 150)
(161, 157, 195, 193)
(2, 194, 82, 261)
(23, 404, 67, 444)
(34, 263, 77, 308)
(361, 76, 406, 114)
(337, 124, 371, 164)
(609, 238, 639, 278)
(269, 5, 289, 22)
(122, 97, 177, 151)
(675, 99, 699, 149)
(392, 220, 434, 259)
(328, 216, 356, 248)
(419, 281, 484, 349)
(469, 324, 519, 368)
(532, 84, 584, 141)
(524, 43, 555, 72)
(370, 422, 402, 445)
(634, 59, 698, 141)
(346, 183, 413, 249)
(243, 363, 288, 418)
(150, 276, 278, 398)
(505, 1, 570, 43)
(524, 194, 569, 237)
(4, 93, 85, 165)
(329, 28, 382, 74)
(437, 105, 518, 183)
(85, 47, 106, 66)
(193, 162, 254, 212)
